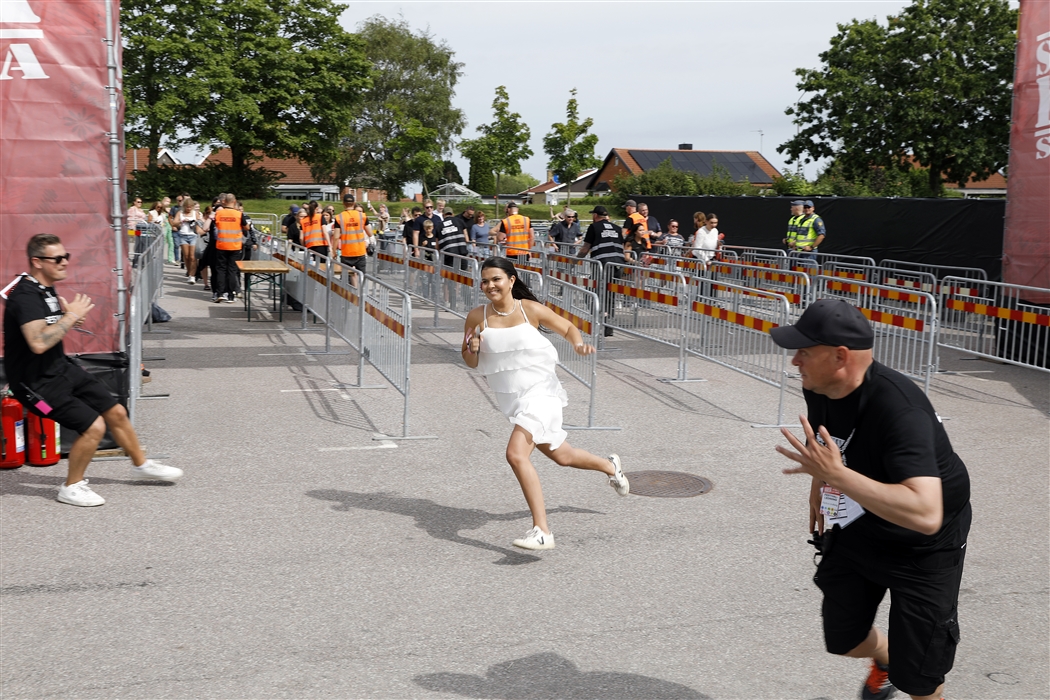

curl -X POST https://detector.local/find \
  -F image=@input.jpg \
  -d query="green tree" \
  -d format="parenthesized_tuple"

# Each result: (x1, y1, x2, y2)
(608, 159, 698, 211)
(328, 16, 465, 200)
(195, 0, 371, 179)
(495, 172, 540, 195)
(459, 86, 533, 217)
(122, 0, 217, 165)
(542, 88, 601, 206)
(778, 0, 1015, 195)
(692, 161, 760, 196)
(423, 160, 464, 189)
(467, 156, 495, 194)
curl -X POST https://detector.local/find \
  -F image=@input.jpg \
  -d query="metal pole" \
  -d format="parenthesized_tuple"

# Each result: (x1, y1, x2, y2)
(323, 257, 333, 353)
(357, 271, 366, 386)
(104, 0, 127, 353)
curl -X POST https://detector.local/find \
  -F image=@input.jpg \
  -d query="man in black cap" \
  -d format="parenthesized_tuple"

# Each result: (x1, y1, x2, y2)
(771, 299, 971, 700)
(578, 205, 624, 337)
(783, 200, 806, 251)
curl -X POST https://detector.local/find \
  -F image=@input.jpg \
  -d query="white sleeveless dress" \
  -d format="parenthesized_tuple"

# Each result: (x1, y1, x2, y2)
(477, 301, 569, 449)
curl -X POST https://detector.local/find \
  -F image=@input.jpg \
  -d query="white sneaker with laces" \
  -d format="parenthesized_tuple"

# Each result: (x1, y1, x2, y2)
(57, 479, 105, 507)
(512, 526, 554, 550)
(130, 460, 183, 482)
(608, 454, 630, 496)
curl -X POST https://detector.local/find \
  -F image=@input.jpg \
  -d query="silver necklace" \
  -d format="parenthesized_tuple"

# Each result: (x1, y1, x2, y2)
(492, 302, 515, 317)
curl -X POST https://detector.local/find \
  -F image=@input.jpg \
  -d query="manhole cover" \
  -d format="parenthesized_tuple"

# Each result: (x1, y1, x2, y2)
(627, 471, 713, 498)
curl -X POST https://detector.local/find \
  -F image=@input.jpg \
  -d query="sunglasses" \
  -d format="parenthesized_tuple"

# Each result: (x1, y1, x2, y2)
(35, 253, 71, 263)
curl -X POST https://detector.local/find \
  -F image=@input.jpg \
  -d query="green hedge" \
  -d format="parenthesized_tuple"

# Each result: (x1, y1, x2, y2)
(128, 164, 282, 203)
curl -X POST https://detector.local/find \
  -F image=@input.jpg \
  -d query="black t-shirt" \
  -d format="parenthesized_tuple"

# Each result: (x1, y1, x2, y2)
(2, 275, 67, 388)
(436, 217, 468, 256)
(282, 213, 300, 244)
(645, 215, 662, 234)
(583, 220, 625, 264)
(805, 361, 971, 556)
(413, 214, 443, 234)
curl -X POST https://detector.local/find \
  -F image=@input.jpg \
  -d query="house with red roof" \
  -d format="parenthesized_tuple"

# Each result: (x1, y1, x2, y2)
(586, 146, 782, 191)
(200, 149, 386, 202)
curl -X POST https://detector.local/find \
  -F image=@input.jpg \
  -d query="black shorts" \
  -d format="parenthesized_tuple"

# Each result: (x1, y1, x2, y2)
(341, 255, 367, 276)
(14, 360, 118, 435)
(814, 526, 968, 697)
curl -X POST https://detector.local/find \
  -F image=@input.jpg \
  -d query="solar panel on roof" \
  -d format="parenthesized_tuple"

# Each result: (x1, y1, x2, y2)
(628, 150, 766, 183)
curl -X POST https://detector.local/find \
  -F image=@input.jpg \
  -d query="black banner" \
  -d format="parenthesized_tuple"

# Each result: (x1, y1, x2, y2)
(642, 196, 1005, 279)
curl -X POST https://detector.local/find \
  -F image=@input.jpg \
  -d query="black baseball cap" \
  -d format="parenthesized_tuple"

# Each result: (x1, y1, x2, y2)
(804, 200, 815, 207)
(589, 205, 609, 215)
(769, 299, 874, 350)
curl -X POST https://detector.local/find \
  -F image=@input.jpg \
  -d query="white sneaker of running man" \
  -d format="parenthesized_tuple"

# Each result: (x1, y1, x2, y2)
(608, 454, 630, 496)
(512, 526, 555, 550)
(130, 460, 183, 482)
(57, 479, 105, 507)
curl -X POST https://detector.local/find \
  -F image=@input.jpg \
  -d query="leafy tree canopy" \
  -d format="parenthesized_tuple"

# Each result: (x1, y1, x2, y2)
(459, 86, 533, 216)
(423, 160, 465, 189)
(495, 172, 540, 195)
(327, 15, 465, 199)
(542, 88, 601, 205)
(608, 159, 758, 210)
(778, 0, 1016, 195)
(192, 0, 371, 176)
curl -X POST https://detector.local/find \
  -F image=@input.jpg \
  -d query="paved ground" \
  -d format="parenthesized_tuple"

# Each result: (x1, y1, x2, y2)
(2, 265, 1047, 699)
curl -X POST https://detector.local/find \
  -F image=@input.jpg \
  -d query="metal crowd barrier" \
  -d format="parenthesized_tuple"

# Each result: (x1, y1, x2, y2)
(706, 260, 813, 316)
(880, 259, 988, 295)
(809, 252, 877, 269)
(244, 211, 279, 238)
(816, 276, 938, 393)
(543, 252, 604, 292)
(723, 245, 787, 260)
(685, 276, 792, 427)
(603, 262, 692, 381)
(404, 246, 480, 325)
(127, 232, 166, 423)
(301, 248, 333, 329)
(938, 277, 1049, 373)
(542, 278, 617, 430)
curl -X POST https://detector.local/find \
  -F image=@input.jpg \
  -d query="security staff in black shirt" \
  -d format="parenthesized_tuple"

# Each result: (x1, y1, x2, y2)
(578, 205, 625, 337)
(2, 234, 184, 507)
(772, 299, 970, 700)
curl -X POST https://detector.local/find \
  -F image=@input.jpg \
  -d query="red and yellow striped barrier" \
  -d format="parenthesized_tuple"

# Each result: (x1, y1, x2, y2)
(691, 301, 779, 333)
(440, 268, 474, 287)
(830, 269, 867, 280)
(365, 302, 406, 337)
(407, 258, 435, 274)
(825, 280, 926, 304)
(329, 281, 360, 305)
(548, 269, 598, 289)
(544, 302, 592, 335)
(858, 307, 925, 332)
(607, 282, 678, 306)
(945, 298, 1050, 327)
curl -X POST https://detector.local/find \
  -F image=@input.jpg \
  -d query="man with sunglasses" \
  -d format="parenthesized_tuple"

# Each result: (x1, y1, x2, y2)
(410, 200, 443, 254)
(2, 234, 183, 507)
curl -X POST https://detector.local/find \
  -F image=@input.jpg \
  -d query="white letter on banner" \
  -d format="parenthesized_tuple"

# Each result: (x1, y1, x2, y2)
(0, 0, 42, 22)
(0, 43, 48, 79)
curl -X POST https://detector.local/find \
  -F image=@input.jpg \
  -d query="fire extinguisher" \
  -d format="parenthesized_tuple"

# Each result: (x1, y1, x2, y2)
(26, 412, 60, 467)
(0, 393, 26, 469)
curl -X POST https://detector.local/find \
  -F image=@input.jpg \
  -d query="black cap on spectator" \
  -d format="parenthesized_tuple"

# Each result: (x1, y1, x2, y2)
(790, 199, 806, 206)
(343, 193, 355, 203)
(590, 205, 609, 215)
(804, 200, 815, 207)
(769, 299, 875, 350)
(624, 199, 637, 208)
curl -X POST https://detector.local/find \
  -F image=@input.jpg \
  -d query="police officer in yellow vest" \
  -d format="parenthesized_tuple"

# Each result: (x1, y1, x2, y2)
(783, 199, 806, 251)
(212, 193, 249, 303)
(794, 199, 826, 260)
(497, 201, 534, 264)
(332, 193, 372, 285)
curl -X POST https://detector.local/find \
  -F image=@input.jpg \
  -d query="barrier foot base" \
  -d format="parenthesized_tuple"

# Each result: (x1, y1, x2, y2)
(140, 394, 171, 399)
(334, 383, 386, 390)
(564, 425, 622, 431)
(658, 378, 708, 383)
(751, 423, 800, 429)
(305, 351, 357, 356)
(372, 433, 439, 441)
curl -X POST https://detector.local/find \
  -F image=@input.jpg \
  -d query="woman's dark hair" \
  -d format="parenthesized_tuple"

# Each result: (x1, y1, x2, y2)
(481, 257, 539, 302)
(307, 200, 319, 220)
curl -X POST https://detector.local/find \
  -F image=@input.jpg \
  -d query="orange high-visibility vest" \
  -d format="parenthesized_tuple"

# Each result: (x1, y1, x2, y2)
(301, 213, 325, 249)
(214, 208, 244, 251)
(628, 212, 651, 249)
(336, 210, 368, 257)
(501, 214, 531, 254)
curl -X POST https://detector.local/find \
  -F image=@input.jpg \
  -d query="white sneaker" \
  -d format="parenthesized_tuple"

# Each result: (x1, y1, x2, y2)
(187, 278, 195, 285)
(130, 460, 183, 482)
(608, 454, 630, 496)
(57, 479, 105, 507)
(512, 526, 554, 550)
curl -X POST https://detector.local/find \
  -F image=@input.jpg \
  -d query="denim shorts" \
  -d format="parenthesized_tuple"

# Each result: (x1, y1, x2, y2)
(175, 231, 198, 246)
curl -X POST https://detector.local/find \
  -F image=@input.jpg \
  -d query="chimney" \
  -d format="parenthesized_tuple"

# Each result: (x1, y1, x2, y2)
(678, 143, 693, 150)
(546, 169, 553, 183)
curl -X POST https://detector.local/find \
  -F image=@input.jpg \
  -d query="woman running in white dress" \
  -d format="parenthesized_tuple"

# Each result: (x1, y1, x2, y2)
(462, 257, 629, 550)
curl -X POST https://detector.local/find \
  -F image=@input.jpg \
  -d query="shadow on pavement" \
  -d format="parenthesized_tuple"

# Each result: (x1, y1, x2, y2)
(413, 652, 710, 699)
(306, 490, 600, 566)
(0, 469, 174, 501)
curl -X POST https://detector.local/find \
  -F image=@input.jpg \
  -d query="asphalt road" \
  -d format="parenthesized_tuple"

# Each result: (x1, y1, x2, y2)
(1, 265, 1047, 699)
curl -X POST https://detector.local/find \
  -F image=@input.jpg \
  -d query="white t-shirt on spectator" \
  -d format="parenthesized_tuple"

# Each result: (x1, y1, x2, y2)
(692, 227, 719, 262)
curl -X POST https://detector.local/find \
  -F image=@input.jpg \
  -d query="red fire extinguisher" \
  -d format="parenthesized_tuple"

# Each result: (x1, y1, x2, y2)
(0, 394, 26, 469)
(26, 412, 60, 466)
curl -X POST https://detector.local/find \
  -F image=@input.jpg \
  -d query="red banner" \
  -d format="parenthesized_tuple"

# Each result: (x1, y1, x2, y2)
(1, 0, 125, 355)
(1003, 0, 1050, 303)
